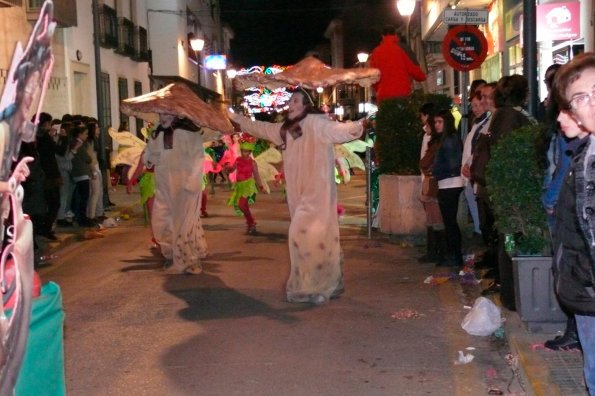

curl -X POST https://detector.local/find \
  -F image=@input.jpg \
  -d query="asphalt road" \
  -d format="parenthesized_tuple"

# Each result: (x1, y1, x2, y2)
(38, 175, 527, 395)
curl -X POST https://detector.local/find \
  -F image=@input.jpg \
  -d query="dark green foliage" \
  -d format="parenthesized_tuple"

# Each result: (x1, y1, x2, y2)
(486, 124, 550, 255)
(375, 92, 452, 175)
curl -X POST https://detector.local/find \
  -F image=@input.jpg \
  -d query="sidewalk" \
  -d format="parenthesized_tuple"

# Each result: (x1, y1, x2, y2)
(36, 183, 143, 264)
(39, 176, 589, 395)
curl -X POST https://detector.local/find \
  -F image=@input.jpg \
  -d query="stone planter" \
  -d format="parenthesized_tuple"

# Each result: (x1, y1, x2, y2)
(377, 174, 425, 235)
(512, 255, 566, 333)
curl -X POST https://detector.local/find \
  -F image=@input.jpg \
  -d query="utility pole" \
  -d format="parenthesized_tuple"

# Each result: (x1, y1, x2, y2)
(92, 0, 109, 204)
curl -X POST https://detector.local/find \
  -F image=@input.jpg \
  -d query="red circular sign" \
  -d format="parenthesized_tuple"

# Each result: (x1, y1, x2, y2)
(441, 25, 488, 72)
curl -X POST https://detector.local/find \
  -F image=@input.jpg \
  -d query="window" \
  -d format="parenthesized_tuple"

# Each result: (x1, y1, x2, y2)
(134, 81, 143, 137)
(117, 17, 135, 56)
(100, 4, 118, 48)
(99, 72, 112, 149)
(118, 78, 129, 129)
(135, 26, 149, 61)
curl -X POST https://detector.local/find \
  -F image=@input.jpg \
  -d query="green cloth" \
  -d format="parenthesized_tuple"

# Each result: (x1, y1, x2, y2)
(14, 281, 65, 396)
(227, 178, 257, 215)
(138, 171, 155, 205)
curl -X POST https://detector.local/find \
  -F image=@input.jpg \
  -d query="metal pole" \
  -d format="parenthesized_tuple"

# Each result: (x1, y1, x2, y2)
(523, 0, 538, 116)
(196, 51, 201, 87)
(366, 145, 372, 239)
(460, 71, 469, 137)
(92, 0, 108, 202)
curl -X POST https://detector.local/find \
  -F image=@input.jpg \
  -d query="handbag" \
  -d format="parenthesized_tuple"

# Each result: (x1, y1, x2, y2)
(421, 176, 438, 198)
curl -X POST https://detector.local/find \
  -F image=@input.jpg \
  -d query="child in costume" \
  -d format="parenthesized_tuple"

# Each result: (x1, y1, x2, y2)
(226, 134, 264, 234)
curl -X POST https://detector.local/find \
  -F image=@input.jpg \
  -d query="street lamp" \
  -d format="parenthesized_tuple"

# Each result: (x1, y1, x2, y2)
(396, 0, 416, 16)
(316, 86, 323, 107)
(190, 34, 205, 86)
(357, 53, 369, 114)
(226, 68, 237, 108)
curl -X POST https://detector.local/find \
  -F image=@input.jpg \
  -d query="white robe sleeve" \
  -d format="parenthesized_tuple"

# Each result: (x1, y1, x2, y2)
(228, 113, 284, 146)
(310, 115, 364, 144)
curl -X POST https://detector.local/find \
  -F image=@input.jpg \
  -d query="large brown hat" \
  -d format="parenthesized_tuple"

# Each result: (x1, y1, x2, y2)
(120, 83, 233, 136)
(234, 56, 380, 90)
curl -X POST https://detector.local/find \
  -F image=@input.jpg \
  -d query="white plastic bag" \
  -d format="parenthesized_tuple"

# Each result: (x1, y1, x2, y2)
(461, 297, 502, 336)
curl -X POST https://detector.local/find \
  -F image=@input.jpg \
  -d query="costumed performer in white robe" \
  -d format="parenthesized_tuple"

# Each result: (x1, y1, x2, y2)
(143, 113, 207, 275)
(228, 88, 365, 304)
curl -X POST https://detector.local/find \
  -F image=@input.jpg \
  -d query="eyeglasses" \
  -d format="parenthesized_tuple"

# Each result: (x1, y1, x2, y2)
(570, 90, 595, 109)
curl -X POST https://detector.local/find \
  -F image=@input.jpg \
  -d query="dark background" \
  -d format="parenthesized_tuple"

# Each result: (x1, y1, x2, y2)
(220, 0, 407, 67)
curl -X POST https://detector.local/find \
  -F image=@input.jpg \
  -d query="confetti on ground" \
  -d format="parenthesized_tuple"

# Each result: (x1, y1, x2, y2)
(530, 342, 546, 351)
(485, 367, 498, 379)
(391, 309, 424, 320)
(423, 275, 450, 285)
(454, 350, 474, 365)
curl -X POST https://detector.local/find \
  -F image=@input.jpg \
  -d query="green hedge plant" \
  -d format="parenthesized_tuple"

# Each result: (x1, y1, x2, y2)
(375, 92, 452, 175)
(485, 124, 550, 255)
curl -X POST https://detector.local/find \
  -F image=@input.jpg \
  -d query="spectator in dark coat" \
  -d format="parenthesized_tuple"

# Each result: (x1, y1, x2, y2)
(36, 112, 68, 239)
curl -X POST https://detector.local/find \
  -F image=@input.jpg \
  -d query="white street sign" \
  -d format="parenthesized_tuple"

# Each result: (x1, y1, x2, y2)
(443, 9, 488, 25)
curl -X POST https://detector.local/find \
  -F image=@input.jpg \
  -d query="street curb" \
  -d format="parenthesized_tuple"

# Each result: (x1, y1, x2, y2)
(499, 303, 563, 396)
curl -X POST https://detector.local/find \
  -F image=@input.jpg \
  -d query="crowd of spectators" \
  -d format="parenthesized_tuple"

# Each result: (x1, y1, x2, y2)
(20, 112, 116, 263)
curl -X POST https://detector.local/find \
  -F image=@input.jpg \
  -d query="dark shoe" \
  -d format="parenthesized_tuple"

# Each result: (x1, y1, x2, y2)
(436, 256, 460, 267)
(544, 332, 581, 351)
(481, 281, 501, 296)
(417, 254, 437, 263)
(107, 201, 116, 207)
(56, 219, 73, 227)
(246, 224, 257, 235)
(77, 219, 95, 228)
(201, 211, 209, 218)
(473, 259, 494, 270)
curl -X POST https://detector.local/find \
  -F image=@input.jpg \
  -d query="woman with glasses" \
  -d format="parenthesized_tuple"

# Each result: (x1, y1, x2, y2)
(550, 52, 595, 395)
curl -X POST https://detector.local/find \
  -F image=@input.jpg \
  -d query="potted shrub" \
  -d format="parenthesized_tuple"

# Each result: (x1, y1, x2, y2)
(374, 92, 451, 235)
(485, 123, 565, 330)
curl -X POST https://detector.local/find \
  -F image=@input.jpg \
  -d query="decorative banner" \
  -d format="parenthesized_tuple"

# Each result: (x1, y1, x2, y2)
(441, 25, 488, 72)
(536, 2, 580, 42)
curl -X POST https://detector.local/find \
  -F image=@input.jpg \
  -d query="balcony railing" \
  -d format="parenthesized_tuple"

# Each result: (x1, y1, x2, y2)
(26, 0, 77, 27)
(133, 26, 150, 62)
(0, 0, 22, 7)
(115, 17, 135, 57)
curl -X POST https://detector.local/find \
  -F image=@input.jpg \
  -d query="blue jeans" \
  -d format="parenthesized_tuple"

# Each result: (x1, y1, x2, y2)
(576, 314, 595, 394)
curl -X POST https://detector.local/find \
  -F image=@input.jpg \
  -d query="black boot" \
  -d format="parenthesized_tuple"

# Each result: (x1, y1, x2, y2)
(544, 316, 581, 350)
(418, 227, 437, 263)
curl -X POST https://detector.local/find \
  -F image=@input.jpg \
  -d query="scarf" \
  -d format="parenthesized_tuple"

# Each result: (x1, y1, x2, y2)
(279, 111, 308, 150)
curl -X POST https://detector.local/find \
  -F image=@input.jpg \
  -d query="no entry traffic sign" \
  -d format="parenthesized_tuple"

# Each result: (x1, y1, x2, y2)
(441, 25, 488, 72)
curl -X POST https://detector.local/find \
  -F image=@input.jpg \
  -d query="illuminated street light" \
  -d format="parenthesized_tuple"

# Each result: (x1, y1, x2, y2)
(357, 52, 369, 64)
(190, 34, 205, 87)
(396, 0, 416, 16)
(227, 68, 237, 79)
(227, 68, 237, 108)
(190, 36, 205, 52)
(316, 86, 324, 107)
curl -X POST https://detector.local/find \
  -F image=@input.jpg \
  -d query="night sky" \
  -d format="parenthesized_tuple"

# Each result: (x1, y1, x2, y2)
(220, 1, 407, 68)
(220, 0, 345, 67)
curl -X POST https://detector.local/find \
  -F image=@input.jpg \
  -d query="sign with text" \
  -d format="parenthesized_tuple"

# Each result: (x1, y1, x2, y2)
(536, 2, 580, 42)
(443, 9, 488, 25)
(441, 25, 488, 72)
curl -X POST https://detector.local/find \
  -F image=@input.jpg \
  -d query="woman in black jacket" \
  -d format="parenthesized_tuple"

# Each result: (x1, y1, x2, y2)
(431, 109, 464, 267)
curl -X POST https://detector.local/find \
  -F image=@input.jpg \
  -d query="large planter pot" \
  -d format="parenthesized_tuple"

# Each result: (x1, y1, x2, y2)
(377, 174, 425, 235)
(512, 256, 566, 333)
